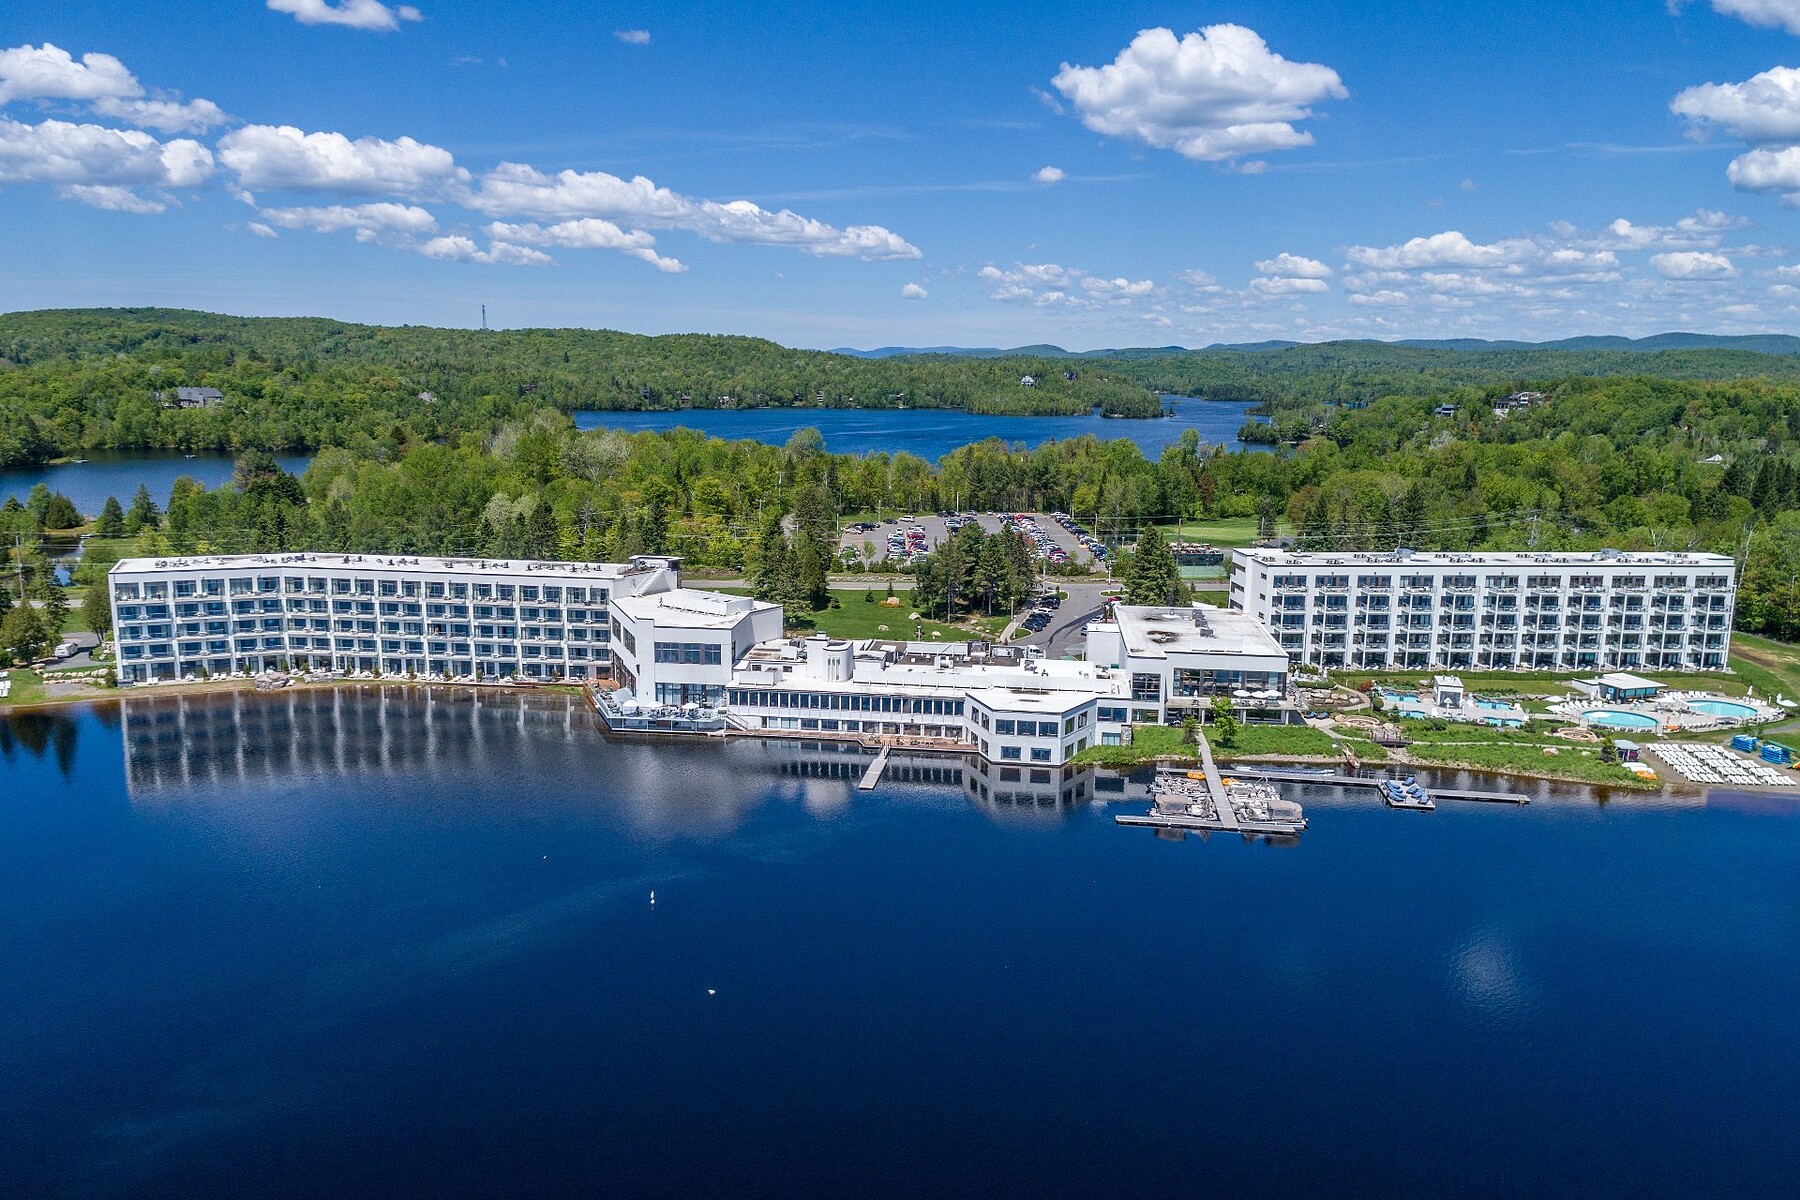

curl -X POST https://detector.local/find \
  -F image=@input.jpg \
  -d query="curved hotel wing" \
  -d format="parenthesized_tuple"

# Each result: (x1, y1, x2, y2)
(108, 552, 682, 684)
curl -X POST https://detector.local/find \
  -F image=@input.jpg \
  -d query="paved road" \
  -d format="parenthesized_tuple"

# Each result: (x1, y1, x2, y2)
(1017, 581, 1115, 658)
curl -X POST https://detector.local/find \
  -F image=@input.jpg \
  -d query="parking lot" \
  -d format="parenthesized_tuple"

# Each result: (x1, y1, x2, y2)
(839, 511, 1108, 571)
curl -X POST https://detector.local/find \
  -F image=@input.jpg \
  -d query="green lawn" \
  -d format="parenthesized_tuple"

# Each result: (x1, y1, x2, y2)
(788, 589, 968, 642)
(1151, 516, 1290, 548)
(0, 669, 47, 706)
(1406, 740, 1655, 789)
(1191, 588, 1229, 608)
(1070, 723, 1195, 767)
(1214, 723, 1339, 757)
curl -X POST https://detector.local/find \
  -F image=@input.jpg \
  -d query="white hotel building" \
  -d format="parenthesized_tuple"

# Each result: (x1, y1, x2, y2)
(1230, 548, 1737, 673)
(107, 553, 681, 684)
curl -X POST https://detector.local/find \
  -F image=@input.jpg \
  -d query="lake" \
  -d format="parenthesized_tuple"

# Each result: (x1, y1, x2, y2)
(0, 452, 313, 519)
(1, 399, 1256, 519)
(3, 688, 1797, 1199)
(574, 394, 1261, 459)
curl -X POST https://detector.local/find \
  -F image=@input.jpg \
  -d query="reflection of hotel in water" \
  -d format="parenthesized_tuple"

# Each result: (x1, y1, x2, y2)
(118, 687, 1114, 821)
(120, 686, 608, 795)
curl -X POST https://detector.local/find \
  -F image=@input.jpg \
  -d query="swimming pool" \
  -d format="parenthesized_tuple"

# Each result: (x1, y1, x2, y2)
(1584, 709, 1661, 730)
(1688, 699, 1759, 720)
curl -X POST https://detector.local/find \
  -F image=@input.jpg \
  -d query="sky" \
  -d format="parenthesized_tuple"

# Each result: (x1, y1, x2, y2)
(10, 1, 1800, 348)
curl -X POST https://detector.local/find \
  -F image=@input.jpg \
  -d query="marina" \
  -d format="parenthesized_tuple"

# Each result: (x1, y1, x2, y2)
(1216, 765, 1533, 806)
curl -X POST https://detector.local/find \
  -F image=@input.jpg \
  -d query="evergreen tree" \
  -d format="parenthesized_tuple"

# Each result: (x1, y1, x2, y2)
(43, 493, 81, 530)
(125, 484, 159, 534)
(1124, 525, 1180, 606)
(751, 510, 790, 603)
(522, 497, 561, 560)
(96, 495, 126, 538)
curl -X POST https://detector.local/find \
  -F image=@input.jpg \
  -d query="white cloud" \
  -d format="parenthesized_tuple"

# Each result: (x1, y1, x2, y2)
(255, 201, 439, 242)
(0, 43, 137, 104)
(418, 235, 551, 266)
(1249, 275, 1329, 295)
(218, 124, 468, 197)
(1673, 66, 1800, 142)
(979, 262, 1087, 306)
(1726, 144, 1800, 202)
(614, 29, 652, 45)
(1081, 275, 1154, 297)
(1255, 251, 1333, 278)
(1346, 289, 1411, 306)
(1551, 211, 1746, 251)
(267, 0, 423, 32)
(57, 184, 166, 213)
(900, 282, 928, 299)
(91, 95, 230, 135)
(468, 162, 920, 259)
(1688, 0, 1800, 36)
(1172, 268, 1220, 290)
(248, 221, 279, 238)
(0, 116, 212, 189)
(485, 218, 687, 272)
(1032, 165, 1065, 184)
(1460, 177, 1476, 191)
(1650, 250, 1738, 278)
(1051, 25, 1347, 162)
(1347, 230, 1511, 269)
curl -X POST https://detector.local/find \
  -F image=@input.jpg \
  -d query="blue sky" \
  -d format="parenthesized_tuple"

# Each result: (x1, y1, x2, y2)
(8, 1, 1800, 347)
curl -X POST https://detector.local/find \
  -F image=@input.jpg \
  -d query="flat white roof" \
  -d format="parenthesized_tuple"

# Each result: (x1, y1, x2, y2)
(1111, 604, 1287, 661)
(1596, 671, 1664, 691)
(613, 587, 777, 629)
(111, 551, 672, 580)
(1234, 548, 1734, 569)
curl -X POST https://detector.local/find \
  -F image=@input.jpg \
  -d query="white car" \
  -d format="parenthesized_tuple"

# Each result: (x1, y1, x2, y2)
(53, 640, 80, 660)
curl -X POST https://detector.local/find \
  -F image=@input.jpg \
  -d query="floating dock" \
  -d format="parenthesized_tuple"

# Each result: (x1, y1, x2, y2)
(1219, 765, 1530, 805)
(858, 743, 892, 790)
(1116, 738, 1308, 837)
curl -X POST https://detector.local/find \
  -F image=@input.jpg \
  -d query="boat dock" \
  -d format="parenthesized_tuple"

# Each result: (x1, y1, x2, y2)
(1116, 737, 1308, 837)
(1219, 765, 1531, 805)
(858, 743, 892, 790)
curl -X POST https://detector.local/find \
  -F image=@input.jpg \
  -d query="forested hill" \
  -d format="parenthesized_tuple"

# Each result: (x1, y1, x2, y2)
(0, 307, 1160, 462)
(8, 305, 1800, 467)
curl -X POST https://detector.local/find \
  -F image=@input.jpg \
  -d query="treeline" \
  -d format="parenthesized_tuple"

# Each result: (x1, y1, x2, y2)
(0, 308, 1163, 465)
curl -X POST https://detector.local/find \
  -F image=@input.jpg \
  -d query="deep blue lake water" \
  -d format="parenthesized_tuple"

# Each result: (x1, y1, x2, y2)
(574, 394, 1260, 459)
(4, 690, 1798, 1199)
(0, 452, 313, 519)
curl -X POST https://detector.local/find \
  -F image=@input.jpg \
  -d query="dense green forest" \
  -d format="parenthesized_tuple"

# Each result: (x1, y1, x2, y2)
(0, 308, 1162, 464)
(3, 309, 1798, 644)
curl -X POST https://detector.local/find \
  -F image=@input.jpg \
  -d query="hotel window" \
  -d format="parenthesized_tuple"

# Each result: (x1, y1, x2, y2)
(1130, 673, 1161, 702)
(995, 719, 1015, 735)
(1030, 748, 1052, 763)
(1000, 746, 1022, 761)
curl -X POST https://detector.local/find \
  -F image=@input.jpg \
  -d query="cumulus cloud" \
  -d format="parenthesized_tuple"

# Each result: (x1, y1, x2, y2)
(90, 95, 230, 134)
(467, 162, 920, 259)
(1550, 210, 1747, 251)
(1032, 165, 1065, 184)
(1255, 251, 1333, 278)
(1650, 250, 1738, 278)
(1348, 230, 1511, 270)
(900, 282, 928, 299)
(1250, 275, 1329, 295)
(614, 29, 652, 45)
(486, 217, 687, 272)
(1726, 144, 1800, 202)
(1686, 0, 1800, 35)
(1172, 268, 1220, 289)
(255, 201, 439, 242)
(978, 262, 1157, 307)
(267, 0, 423, 32)
(418, 234, 551, 266)
(1673, 66, 1800, 142)
(0, 116, 212, 191)
(218, 124, 468, 197)
(0, 43, 137, 104)
(1051, 25, 1346, 162)
(247, 221, 279, 238)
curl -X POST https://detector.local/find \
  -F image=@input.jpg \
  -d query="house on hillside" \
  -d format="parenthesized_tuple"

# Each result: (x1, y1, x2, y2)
(1020, 375, 1037, 388)
(156, 386, 224, 409)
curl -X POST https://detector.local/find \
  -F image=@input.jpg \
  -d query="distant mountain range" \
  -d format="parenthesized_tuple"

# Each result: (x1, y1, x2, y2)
(830, 333, 1800, 359)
